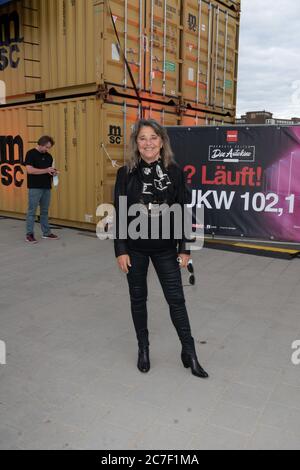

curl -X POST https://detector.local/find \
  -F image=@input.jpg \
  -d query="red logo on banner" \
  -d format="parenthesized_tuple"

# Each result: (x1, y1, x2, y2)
(227, 131, 238, 143)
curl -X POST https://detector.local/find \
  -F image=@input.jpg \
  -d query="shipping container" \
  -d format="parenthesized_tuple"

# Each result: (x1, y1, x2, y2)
(1, 0, 240, 116)
(0, 96, 99, 226)
(0, 94, 182, 228)
(0, 0, 40, 97)
(40, 0, 96, 92)
(100, 0, 240, 112)
(0, 91, 233, 227)
(180, 0, 239, 111)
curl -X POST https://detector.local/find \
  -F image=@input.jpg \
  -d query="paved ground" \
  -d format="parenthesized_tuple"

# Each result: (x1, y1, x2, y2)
(0, 218, 300, 450)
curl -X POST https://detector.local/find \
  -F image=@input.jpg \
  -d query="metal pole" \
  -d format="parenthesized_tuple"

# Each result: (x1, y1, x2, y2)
(123, 101, 127, 165)
(196, 0, 202, 105)
(150, 0, 154, 94)
(214, 6, 220, 107)
(223, 11, 229, 110)
(124, 0, 128, 88)
(163, 0, 167, 96)
(206, 2, 212, 106)
(139, 0, 143, 89)
(162, 107, 165, 125)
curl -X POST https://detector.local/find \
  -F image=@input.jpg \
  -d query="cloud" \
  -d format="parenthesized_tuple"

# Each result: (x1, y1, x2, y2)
(237, 0, 300, 118)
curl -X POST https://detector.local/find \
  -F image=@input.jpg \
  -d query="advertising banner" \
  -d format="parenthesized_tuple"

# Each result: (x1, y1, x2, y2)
(167, 125, 300, 243)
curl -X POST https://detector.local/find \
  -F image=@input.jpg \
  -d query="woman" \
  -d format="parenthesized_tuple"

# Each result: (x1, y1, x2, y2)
(114, 119, 208, 378)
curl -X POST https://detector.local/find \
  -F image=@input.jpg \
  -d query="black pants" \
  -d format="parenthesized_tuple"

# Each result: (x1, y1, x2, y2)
(127, 248, 195, 352)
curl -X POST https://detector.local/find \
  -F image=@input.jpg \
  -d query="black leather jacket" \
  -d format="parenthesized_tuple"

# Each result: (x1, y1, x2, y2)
(114, 162, 192, 257)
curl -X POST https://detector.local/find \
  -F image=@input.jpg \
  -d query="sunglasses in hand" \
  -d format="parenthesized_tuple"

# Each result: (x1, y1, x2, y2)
(187, 260, 195, 286)
(178, 258, 196, 287)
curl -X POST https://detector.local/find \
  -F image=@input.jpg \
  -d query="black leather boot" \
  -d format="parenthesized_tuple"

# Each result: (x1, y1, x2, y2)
(137, 347, 150, 373)
(181, 350, 209, 378)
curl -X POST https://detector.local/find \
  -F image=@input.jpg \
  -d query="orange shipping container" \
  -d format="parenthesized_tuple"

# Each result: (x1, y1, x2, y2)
(0, 94, 181, 228)
(1, 0, 240, 116)
(0, 0, 40, 98)
(100, 0, 240, 112)
(181, 0, 239, 112)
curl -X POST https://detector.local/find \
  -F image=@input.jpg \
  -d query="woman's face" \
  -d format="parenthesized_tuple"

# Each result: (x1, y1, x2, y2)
(137, 126, 163, 163)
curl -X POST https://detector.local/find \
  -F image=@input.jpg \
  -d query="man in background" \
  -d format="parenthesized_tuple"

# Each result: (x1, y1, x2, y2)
(25, 136, 59, 244)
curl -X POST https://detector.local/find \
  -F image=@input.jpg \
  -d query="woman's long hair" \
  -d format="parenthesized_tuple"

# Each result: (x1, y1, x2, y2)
(127, 119, 175, 171)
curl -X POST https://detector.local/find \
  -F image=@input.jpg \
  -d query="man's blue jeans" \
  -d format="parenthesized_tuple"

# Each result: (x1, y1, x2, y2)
(26, 189, 51, 236)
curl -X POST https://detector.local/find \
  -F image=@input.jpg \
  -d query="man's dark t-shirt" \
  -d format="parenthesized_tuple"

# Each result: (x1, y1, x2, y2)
(25, 149, 53, 189)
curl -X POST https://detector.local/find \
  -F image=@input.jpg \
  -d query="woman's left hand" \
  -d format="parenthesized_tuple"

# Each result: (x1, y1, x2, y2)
(178, 254, 191, 269)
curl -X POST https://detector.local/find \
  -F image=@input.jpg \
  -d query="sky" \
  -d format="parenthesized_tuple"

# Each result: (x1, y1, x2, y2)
(237, 0, 300, 119)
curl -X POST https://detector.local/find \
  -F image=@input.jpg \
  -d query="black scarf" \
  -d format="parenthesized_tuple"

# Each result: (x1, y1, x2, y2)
(137, 158, 172, 205)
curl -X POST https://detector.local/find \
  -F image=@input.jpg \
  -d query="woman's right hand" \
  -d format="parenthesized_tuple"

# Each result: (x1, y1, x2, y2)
(117, 255, 132, 274)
